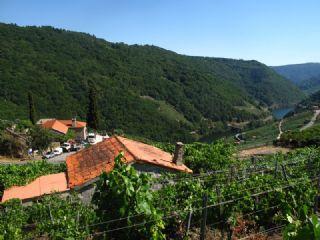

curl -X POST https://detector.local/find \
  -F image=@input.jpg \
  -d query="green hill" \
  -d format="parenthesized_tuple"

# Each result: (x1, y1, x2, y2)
(298, 90, 320, 109)
(272, 63, 320, 94)
(272, 63, 320, 84)
(0, 23, 304, 142)
(298, 74, 320, 94)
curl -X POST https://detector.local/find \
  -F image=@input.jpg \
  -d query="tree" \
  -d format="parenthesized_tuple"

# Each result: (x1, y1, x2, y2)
(28, 92, 36, 125)
(86, 85, 99, 130)
(29, 126, 53, 153)
(0, 132, 27, 158)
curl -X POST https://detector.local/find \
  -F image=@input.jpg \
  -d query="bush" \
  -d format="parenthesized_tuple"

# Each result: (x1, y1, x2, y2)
(93, 153, 165, 239)
(0, 194, 97, 240)
(0, 132, 26, 158)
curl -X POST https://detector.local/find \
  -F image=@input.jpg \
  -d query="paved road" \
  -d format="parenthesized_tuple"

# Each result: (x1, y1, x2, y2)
(300, 110, 320, 131)
(0, 152, 74, 165)
(47, 152, 75, 164)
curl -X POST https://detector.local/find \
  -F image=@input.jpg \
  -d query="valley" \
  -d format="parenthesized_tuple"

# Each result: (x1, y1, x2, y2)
(1, 11, 320, 239)
(0, 23, 304, 142)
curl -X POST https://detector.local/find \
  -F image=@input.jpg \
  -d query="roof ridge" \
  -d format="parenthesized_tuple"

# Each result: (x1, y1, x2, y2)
(114, 135, 139, 162)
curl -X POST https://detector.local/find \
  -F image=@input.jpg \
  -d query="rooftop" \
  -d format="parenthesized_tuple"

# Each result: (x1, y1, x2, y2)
(39, 119, 86, 134)
(66, 135, 192, 188)
(1, 173, 68, 202)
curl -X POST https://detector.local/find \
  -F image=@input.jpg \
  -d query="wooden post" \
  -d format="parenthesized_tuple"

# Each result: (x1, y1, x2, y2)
(281, 164, 289, 182)
(229, 166, 236, 182)
(200, 194, 208, 240)
(48, 204, 54, 223)
(185, 210, 192, 238)
(274, 160, 278, 178)
(307, 158, 312, 174)
(314, 175, 320, 213)
(216, 186, 224, 240)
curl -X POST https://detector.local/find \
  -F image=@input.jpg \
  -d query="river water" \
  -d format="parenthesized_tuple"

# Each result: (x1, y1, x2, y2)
(272, 107, 294, 120)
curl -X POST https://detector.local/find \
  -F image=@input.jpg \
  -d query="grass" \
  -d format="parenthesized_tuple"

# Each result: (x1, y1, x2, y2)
(140, 95, 191, 126)
(156, 100, 191, 125)
(234, 101, 268, 116)
(226, 121, 279, 150)
(282, 111, 313, 132)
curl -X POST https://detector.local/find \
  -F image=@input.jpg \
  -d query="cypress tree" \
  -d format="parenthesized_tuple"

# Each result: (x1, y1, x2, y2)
(28, 92, 36, 124)
(86, 86, 99, 130)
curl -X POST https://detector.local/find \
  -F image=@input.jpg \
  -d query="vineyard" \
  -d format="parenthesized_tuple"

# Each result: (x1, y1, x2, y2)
(1, 145, 320, 239)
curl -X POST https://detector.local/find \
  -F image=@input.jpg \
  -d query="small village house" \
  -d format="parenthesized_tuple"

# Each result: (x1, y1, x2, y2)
(1, 136, 192, 204)
(37, 118, 87, 141)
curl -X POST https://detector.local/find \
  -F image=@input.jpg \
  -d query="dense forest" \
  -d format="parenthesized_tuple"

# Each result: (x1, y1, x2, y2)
(298, 89, 320, 110)
(272, 63, 320, 94)
(0, 23, 304, 141)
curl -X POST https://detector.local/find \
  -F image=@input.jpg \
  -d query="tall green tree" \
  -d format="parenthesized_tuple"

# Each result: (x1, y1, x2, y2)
(86, 85, 99, 130)
(28, 92, 36, 125)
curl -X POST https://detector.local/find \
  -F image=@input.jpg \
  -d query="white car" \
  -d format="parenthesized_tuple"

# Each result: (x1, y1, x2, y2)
(87, 133, 96, 144)
(61, 142, 71, 152)
(53, 147, 63, 155)
(43, 151, 55, 159)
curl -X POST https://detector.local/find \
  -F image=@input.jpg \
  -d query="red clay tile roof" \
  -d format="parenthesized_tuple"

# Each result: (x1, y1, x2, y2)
(40, 119, 86, 134)
(1, 173, 68, 202)
(66, 136, 192, 188)
(41, 120, 69, 134)
(59, 120, 87, 128)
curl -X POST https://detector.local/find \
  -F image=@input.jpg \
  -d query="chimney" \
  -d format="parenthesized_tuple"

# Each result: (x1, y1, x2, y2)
(172, 142, 184, 166)
(72, 117, 77, 128)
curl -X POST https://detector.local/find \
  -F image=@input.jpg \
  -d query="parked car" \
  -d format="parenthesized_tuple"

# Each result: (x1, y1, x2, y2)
(53, 147, 63, 155)
(61, 142, 71, 152)
(43, 151, 55, 159)
(71, 144, 81, 152)
(87, 133, 96, 144)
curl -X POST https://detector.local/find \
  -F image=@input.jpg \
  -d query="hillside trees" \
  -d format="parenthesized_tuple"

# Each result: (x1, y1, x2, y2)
(28, 92, 36, 125)
(0, 23, 304, 141)
(86, 84, 99, 130)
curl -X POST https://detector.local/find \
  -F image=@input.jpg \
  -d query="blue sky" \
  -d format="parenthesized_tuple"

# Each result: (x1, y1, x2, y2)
(1, 0, 319, 65)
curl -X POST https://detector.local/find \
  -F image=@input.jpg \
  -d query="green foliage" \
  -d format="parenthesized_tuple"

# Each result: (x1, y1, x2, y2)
(86, 85, 99, 130)
(28, 125, 54, 152)
(0, 194, 96, 240)
(282, 111, 314, 132)
(93, 153, 165, 239)
(272, 63, 320, 86)
(28, 92, 36, 125)
(0, 199, 29, 240)
(0, 23, 304, 142)
(283, 206, 320, 240)
(1, 144, 320, 239)
(0, 161, 66, 191)
(278, 125, 320, 148)
(29, 194, 97, 239)
(154, 148, 319, 238)
(0, 132, 26, 158)
(184, 141, 235, 173)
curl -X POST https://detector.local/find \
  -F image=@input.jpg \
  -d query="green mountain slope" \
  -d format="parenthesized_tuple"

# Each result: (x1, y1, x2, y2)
(299, 89, 320, 109)
(298, 74, 320, 94)
(272, 63, 320, 94)
(0, 23, 304, 141)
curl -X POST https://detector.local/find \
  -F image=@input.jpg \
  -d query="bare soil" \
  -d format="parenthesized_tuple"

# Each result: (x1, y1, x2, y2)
(238, 146, 290, 158)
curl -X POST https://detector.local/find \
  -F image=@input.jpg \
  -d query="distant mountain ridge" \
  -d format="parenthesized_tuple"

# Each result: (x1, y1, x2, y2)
(272, 63, 320, 94)
(0, 23, 304, 141)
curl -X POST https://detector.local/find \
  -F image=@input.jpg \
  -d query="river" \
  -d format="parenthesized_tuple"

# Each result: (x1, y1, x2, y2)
(272, 107, 294, 120)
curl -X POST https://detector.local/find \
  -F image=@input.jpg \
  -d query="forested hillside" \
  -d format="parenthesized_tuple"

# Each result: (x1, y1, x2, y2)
(299, 89, 320, 108)
(0, 23, 303, 141)
(272, 63, 320, 94)
(298, 74, 320, 94)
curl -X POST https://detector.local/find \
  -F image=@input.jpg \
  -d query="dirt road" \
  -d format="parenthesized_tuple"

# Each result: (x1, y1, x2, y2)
(300, 110, 320, 131)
